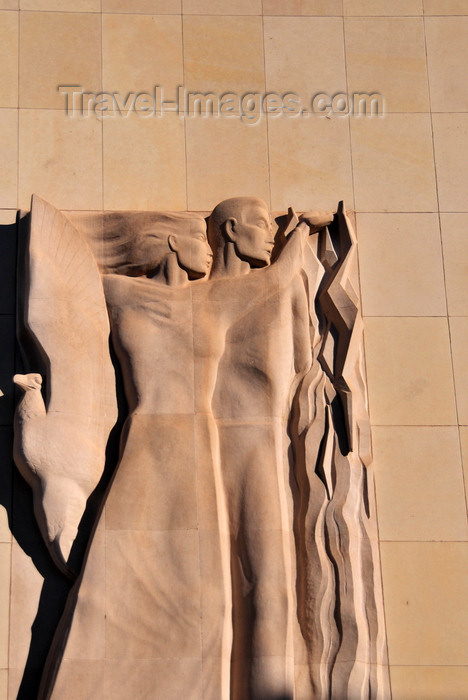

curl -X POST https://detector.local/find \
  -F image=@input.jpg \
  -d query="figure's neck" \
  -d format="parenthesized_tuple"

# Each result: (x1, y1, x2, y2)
(150, 253, 189, 287)
(210, 241, 251, 278)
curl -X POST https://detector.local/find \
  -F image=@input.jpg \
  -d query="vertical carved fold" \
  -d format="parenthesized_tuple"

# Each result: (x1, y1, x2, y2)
(295, 205, 389, 699)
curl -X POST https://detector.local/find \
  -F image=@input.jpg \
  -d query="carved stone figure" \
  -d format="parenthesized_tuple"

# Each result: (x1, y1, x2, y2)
(13, 195, 390, 700)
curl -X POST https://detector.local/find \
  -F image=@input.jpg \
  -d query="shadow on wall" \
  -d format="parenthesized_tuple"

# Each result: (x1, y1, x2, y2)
(0, 214, 126, 700)
(0, 215, 73, 700)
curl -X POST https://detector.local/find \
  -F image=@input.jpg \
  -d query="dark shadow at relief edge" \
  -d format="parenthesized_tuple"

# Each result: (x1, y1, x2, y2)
(0, 215, 125, 700)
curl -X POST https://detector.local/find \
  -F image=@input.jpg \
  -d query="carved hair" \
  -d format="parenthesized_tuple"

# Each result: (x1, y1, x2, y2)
(97, 211, 206, 276)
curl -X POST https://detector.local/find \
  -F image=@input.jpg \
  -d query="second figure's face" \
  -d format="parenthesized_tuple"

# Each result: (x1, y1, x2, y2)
(232, 204, 274, 266)
(176, 221, 213, 276)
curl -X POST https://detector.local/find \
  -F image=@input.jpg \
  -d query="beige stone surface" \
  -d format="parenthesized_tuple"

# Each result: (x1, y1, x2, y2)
(344, 0, 423, 14)
(105, 530, 201, 660)
(20, 0, 100, 10)
(460, 426, 468, 511)
(264, 17, 346, 98)
(381, 542, 468, 666)
(103, 112, 186, 210)
(440, 213, 468, 316)
(102, 14, 183, 97)
(9, 0, 468, 693)
(345, 17, 429, 113)
(351, 114, 438, 212)
(104, 659, 203, 700)
(62, 530, 106, 661)
(391, 665, 468, 700)
(102, 0, 180, 11)
(0, 11, 18, 109)
(0, 110, 17, 210)
(426, 17, 468, 112)
(449, 317, 468, 425)
(0, 211, 16, 225)
(8, 542, 42, 674)
(14, 197, 118, 571)
(424, 0, 468, 14)
(18, 109, 102, 210)
(364, 317, 457, 425)
(21, 200, 387, 699)
(0, 544, 10, 669)
(262, 0, 342, 14)
(184, 0, 261, 13)
(372, 426, 468, 541)
(0, 671, 6, 700)
(19, 12, 101, 110)
(186, 118, 269, 210)
(268, 116, 354, 211)
(0, 509, 9, 543)
(183, 16, 264, 94)
(356, 213, 446, 317)
(433, 113, 468, 212)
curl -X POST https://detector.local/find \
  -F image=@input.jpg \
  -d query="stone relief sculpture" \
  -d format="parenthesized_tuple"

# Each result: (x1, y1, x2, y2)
(13, 194, 390, 700)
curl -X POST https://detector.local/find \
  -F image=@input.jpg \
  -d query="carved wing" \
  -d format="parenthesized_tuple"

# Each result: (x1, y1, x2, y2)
(25, 195, 117, 424)
(15, 195, 118, 571)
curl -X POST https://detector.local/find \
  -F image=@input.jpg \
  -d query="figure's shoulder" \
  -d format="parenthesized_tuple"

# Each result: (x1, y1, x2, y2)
(102, 274, 159, 305)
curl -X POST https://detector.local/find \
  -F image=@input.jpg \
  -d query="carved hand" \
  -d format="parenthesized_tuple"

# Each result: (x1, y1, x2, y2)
(299, 210, 334, 233)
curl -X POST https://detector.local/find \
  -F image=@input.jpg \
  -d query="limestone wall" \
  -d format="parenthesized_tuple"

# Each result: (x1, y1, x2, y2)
(0, 1, 467, 698)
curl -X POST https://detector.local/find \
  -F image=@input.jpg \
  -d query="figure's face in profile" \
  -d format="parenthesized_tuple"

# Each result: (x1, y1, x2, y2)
(176, 221, 213, 276)
(232, 204, 274, 266)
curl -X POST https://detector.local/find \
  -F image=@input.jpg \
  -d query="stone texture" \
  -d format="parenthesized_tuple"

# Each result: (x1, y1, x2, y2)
(264, 17, 346, 98)
(459, 426, 468, 512)
(449, 317, 468, 425)
(364, 317, 457, 425)
(102, 14, 183, 98)
(344, 0, 423, 14)
(433, 113, 468, 212)
(102, 0, 181, 11)
(440, 213, 468, 316)
(0, 11, 18, 109)
(18, 109, 102, 211)
(5, 0, 468, 697)
(8, 542, 43, 679)
(0, 543, 10, 669)
(103, 112, 186, 211)
(0, 109, 17, 209)
(381, 542, 468, 666)
(426, 17, 468, 111)
(373, 426, 468, 541)
(262, 0, 343, 14)
(351, 114, 438, 212)
(13, 198, 387, 699)
(184, 0, 261, 13)
(424, 0, 468, 14)
(345, 17, 429, 113)
(19, 11, 101, 110)
(183, 16, 264, 95)
(268, 116, 354, 211)
(390, 665, 468, 700)
(13, 197, 118, 571)
(357, 213, 446, 317)
(185, 118, 269, 210)
(20, 0, 100, 9)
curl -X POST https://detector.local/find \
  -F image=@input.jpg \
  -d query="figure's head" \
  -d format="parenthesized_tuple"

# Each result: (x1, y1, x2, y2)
(102, 212, 212, 279)
(208, 197, 274, 267)
(13, 373, 42, 392)
(166, 217, 213, 278)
